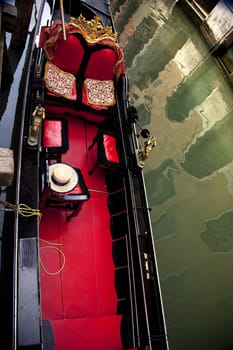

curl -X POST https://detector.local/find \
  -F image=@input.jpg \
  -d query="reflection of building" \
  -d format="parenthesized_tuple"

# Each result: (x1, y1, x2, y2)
(114, 3, 193, 90)
(165, 58, 216, 122)
(127, 6, 189, 90)
(112, 1, 161, 71)
(112, 0, 141, 35)
(114, 0, 233, 90)
(124, 16, 158, 68)
(181, 110, 233, 178)
(137, 95, 153, 125)
(111, 0, 127, 16)
(179, 0, 233, 86)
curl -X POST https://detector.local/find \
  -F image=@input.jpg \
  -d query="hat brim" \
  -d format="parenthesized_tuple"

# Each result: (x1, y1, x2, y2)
(49, 163, 79, 193)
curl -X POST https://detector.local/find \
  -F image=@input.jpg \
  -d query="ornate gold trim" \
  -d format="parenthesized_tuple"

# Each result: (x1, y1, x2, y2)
(69, 15, 118, 44)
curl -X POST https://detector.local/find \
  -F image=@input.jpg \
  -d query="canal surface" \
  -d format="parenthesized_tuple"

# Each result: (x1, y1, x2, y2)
(113, 1, 233, 350)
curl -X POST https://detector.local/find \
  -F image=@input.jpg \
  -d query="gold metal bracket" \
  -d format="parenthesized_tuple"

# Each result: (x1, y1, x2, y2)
(137, 135, 156, 168)
(27, 105, 45, 146)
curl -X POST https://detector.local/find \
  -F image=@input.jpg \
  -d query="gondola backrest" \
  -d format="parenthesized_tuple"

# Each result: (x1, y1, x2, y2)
(39, 15, 125, 123)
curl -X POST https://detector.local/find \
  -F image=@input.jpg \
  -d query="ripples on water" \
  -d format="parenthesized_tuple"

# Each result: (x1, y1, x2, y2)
(113, 1, 233, 350)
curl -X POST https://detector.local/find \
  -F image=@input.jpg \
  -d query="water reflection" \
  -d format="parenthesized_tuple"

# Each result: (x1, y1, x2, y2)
(113, 1, 233, 349)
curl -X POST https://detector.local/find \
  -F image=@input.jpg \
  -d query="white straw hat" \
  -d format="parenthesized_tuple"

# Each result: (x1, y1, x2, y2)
(49, 163, 78, 193)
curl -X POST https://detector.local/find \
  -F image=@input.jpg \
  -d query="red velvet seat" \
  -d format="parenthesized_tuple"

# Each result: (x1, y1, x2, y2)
(88, 130, 121, 175)
(40, 17, 125, 123)
(42, 118, 68, 162)
(84, 48, 118, 81)
(52, 34, 85, 75)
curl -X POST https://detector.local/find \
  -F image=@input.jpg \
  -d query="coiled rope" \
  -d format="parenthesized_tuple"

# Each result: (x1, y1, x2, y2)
(39, 239, 66, 276)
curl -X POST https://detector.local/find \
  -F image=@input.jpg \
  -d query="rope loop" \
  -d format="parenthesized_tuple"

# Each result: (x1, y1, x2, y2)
(39, 239, 66, 276)
(0, 200, 42, 220)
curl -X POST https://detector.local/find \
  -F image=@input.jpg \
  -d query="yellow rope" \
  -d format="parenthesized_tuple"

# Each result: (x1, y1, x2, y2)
(40, 238, 63, 246)
(40, 244, 66, 276)
(0, 200, 42, 220)
(40, 239, 66, 276)
(18, 203, 42, 220)
(0, 200, 65, 275)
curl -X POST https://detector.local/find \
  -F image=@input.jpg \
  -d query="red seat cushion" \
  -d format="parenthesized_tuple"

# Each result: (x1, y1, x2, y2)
(85, 48, 118, 81)
(43, 119, 63, 148)
(44, 104, 110, 124)
(43, 118, 69, 154)
(52, 34, 85, 75)
(103, 134, 120, 164)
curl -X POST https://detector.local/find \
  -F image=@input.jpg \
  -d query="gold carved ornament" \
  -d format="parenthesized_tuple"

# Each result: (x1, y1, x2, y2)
(69, 15, 118, 44)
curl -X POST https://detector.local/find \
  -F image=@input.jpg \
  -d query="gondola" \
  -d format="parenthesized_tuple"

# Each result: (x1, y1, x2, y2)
(4, 1, 169, 349)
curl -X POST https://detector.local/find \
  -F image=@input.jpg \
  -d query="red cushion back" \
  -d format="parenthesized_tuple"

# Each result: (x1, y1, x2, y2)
(52, 35, 85, 75)
(43, 119, 62, 148)
(85, 48, 118, 80)
(103, 134, 120, 164)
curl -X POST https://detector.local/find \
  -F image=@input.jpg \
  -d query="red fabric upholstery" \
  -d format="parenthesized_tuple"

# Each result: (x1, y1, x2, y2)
(88, 130, 121, 175)
(40, 19, 126, 123)
(85, 48, 118, 80)
(45, 104, 109, 124)
(52, 35, 84, 75)
(42, 118, 69, 156)
(103, 134, 120, 164)
(40, 21, 125, 79)
(43, 119, 62, 148)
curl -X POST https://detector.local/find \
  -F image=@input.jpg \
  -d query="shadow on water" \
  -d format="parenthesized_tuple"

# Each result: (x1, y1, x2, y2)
(113, 1, 233, 350)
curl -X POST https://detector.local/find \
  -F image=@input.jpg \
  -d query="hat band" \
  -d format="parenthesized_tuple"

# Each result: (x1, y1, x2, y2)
(51, 176, 69, 187)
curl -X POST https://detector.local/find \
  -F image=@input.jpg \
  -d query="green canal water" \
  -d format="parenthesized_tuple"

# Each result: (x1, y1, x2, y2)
(113, 1, 233, 350)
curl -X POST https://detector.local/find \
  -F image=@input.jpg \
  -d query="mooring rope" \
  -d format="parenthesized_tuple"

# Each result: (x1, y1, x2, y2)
(0, 200, 66, 275)
(0, 200, 42, 220)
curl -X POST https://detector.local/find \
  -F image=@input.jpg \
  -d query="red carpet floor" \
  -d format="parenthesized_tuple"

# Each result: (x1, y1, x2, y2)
(39, 117, 123, 349)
